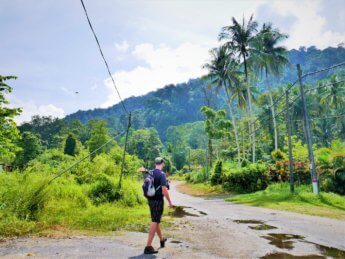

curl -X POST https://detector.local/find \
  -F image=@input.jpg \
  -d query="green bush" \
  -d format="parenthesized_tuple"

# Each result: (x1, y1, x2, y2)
(185, 173, 191, 182)
(211, 160, 223, 185)
(271, 149, 287, 162)
(316, 140, 345, 195)
(334, 172, 345, 195)
(186, 170, 208, 184)
(223, 163, 269, 193)
(89, 175, 122, 205)
(323, 172, 345, 195)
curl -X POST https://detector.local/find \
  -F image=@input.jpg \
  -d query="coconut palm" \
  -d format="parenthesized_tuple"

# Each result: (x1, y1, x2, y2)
(321, 75, 345, 110)
(320, 75, 345, 138)
(203, 46, 243, 166)
(250, 23, 289, 151)
(219, 15, 258, 162)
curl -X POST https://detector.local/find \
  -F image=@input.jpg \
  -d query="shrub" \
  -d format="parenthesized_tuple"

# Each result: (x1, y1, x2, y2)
(315, 140, 345, 195)
(268, 161, 310, 184)
(223, 163, 269, 193)
(334, 171, 345, 195)
(211, 160, 223, 185)
(271, 149, 287, 162)
(89, 175, 122, 205)
(187, 170, 208, 184)
(241, 159, 249, 167)
(185, 173, 191, 182)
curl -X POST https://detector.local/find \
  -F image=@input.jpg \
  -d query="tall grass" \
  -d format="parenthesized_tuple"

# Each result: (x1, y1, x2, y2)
(0, 172, 148, 237)
(0, 149, 150, 238)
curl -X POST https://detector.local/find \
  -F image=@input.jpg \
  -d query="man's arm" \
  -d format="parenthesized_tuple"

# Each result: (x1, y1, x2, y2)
(162, 186, 173, 208)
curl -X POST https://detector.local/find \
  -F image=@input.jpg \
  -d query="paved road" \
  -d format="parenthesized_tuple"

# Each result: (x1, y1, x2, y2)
(1, 181, 344, 258)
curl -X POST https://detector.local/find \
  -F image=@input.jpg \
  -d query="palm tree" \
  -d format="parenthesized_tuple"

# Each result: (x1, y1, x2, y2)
(320, 75, 345, 138)
(250, 23, 289, 151)
(203, 46, 242, 166)
(311, 82, 333, 146)
(321, 75, 345, 110)
(219, 15, 258, 162)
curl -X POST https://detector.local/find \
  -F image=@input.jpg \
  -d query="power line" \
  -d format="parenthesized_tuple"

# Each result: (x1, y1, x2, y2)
(250, 78, 345, 133)
(248, 113, 345, 147)
(305, 78, 345, 92)
(301, 61, 345, 79)
(248, 62, 345, 129)
(80, 0, 128, 115)
(248, 81, 298, 128)
(293, 113, 345, 122)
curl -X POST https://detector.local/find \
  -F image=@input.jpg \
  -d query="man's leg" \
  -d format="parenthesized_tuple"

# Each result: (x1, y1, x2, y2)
(156, 223, 163, 241)
(146, 222, 158, 247)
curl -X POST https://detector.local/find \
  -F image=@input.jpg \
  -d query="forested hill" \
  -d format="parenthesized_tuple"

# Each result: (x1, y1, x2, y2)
(65, 46, 345, 139)
(66, 78, 212, 141)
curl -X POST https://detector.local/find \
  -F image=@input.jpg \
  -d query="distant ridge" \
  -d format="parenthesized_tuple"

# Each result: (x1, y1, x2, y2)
(65, 46, 345, 140)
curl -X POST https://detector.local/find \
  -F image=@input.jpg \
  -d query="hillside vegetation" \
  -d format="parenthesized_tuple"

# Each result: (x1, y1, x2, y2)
(64, 46, 345, 140)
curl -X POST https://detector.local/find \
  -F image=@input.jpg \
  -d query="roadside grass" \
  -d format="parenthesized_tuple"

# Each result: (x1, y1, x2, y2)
(0, 171, 172, 239)
(176, 181, 230, 197)
(226, 183, 345, 220)
(169, 173, 186, 181)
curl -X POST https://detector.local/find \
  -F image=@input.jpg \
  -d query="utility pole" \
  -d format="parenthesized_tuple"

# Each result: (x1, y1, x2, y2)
(297, 64, 318, 194)
(285, 90, 294, 193)
(188, 148, 191, 171)
(205, 148, 209, 179)
(118, 112, 131, 189)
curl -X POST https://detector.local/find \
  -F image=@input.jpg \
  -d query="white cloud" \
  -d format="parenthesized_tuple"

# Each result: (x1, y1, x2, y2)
(266, 0, 344, 49)
(114, 40, 129, 53)
(8, 96, 65, 124)
(101, 42, 211, 108)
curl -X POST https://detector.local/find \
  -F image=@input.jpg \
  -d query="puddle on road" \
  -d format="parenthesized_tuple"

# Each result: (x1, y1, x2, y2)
(261, 233, 304, 250)
(198, 211, 207, 215)
(234, 219, 264, 224)
(261, 233, 345, 258)
(168, 206, 199, 218)
(261, 252, 325, 259)
(233, 219, 278, 230)
(249, 224, 277, 230)
(304, 241, 345, 258)
(170, 240, 183, 244)
(269, 233, 305, 240)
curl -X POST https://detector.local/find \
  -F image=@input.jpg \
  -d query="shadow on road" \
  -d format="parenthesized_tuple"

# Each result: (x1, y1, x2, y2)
(129, 253, 158, 259)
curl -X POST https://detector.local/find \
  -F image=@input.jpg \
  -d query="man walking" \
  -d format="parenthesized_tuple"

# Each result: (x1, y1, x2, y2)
(144, 157, 173, 254)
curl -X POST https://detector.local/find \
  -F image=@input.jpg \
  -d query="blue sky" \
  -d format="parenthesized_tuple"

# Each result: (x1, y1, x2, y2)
(1, 0, 344, 123)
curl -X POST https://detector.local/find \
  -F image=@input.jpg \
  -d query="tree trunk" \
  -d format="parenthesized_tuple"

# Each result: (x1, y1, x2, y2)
(242, 130, 246, 161)
(243, 54, 255, 162)
(208, 138, 213, 167)
(225, 87, 241, 167)
(265, 66, 278, 151)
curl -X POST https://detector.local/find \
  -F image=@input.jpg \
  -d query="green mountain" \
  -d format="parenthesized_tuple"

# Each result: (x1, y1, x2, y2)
(65, 46, 345, 140)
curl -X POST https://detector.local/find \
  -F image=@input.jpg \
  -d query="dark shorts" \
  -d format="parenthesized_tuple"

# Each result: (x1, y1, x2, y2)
(148, 199, 164, 223)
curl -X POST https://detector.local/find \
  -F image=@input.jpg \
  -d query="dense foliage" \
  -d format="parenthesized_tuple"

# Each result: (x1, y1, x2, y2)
(0, 76, 22, 164)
